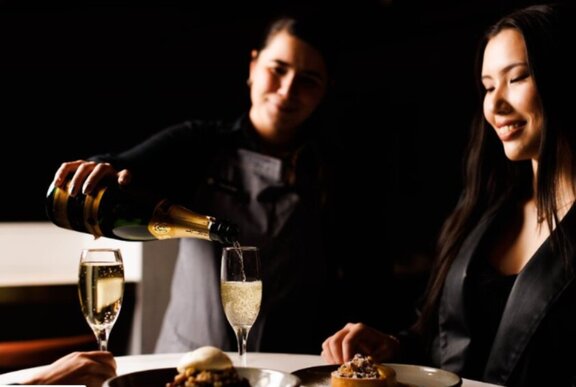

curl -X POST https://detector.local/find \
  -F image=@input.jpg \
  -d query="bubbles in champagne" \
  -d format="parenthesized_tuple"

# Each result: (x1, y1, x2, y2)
(79, 262, 124, 329)
(220, 280, 262, 328)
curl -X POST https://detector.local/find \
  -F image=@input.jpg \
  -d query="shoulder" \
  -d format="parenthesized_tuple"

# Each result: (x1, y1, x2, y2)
(163, 117, 241, 138)
(141, 116, 244, 153)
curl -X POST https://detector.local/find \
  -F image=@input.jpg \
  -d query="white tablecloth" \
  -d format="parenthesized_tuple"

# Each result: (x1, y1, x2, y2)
(0, 352, 502, 386)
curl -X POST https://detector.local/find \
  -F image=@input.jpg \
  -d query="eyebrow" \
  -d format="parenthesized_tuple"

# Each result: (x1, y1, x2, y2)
(272, 59, 325, 82)
(481, 61, 528, 81)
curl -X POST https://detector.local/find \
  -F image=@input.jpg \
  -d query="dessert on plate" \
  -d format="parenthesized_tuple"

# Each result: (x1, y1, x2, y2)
(166, 346, 250, 387)
(331, 354, 398, 387)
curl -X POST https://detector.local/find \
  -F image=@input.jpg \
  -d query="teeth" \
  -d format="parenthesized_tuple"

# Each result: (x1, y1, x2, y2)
(498, 123, 521, 134)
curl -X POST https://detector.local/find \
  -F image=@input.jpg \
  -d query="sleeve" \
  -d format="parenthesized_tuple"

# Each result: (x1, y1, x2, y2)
(89, 120, 205, 169)
(88, 119, 221, 200)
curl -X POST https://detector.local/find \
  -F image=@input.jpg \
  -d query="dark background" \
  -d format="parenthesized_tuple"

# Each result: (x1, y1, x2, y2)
(0, 0, 559, 261)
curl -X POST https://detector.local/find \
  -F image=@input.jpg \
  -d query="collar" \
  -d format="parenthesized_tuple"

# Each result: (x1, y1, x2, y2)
(439, 202, 576, 384)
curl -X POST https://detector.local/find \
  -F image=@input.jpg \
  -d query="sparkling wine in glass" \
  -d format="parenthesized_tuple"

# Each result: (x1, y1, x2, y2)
(220, 245, 262, 367)
(78, 248, 125, 351)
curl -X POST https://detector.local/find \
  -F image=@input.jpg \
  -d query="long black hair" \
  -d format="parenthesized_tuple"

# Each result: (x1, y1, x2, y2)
(415, 3, 576, 335)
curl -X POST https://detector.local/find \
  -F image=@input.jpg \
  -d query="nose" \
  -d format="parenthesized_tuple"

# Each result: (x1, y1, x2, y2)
(485, 85, 512, 115)
(277, 72, 297, 97)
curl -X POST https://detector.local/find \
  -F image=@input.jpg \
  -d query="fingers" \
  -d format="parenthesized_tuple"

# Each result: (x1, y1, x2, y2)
(68, 162, 98, 196)
(118, 169, 132, 186)
(321, 330, 343, 364)
(62, 351, 117, 379)
(321, 322, 399, 365)
(21, 351, 116, 386)
(322, 323, 357, 364)
(53, 160, 85, 188)
(53, 160, 121, 197)
(80, 162, 117, 195)
(340, 323, 367, 363)
(52, 350, 115, 368)
(73, 350, 117, 367)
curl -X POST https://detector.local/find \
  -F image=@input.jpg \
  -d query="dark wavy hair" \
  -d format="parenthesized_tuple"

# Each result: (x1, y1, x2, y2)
(256, 14, 339, 78)
(415, 3, 576, 335)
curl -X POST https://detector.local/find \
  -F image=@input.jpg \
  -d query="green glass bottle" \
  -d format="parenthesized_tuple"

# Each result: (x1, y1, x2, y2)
(45, 179, 238, 244)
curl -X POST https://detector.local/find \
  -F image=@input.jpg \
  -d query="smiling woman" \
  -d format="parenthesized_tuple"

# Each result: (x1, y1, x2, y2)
(39, 8, 418, 358)
(481, 29, 543, 162)
(321, 3, 576, 387)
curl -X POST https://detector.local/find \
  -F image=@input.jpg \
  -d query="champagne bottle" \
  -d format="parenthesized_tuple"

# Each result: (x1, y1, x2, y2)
(45, 179, 238, 244)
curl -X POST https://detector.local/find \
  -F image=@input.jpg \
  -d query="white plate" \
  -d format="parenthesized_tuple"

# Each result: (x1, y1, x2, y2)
(104, 366, 301, 387)
(292, 364, 462, 387)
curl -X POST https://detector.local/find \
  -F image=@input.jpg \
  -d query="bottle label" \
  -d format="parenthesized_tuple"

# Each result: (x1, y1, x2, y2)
(50, 181, 73, 230)
(49, 181, 104, 239)
(84, 186, 106, 238)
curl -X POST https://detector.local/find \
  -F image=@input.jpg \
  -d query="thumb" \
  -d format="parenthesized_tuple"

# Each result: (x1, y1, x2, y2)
(118, 169, 132, 186)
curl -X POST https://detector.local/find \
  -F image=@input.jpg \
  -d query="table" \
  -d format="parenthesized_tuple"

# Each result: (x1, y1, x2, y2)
(0, 352, 502, 386)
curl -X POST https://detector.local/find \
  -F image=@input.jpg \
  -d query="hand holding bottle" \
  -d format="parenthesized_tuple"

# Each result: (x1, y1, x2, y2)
(46, 165, 239, 244)
(53, 160, 132, 197)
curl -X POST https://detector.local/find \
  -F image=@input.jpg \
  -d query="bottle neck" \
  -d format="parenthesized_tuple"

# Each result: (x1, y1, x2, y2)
(148, 200, 213, 240)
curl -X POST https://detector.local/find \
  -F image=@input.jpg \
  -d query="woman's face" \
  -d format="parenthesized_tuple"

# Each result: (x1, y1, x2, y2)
(482, 28, 543, 161)
(248, 30, 328, 145)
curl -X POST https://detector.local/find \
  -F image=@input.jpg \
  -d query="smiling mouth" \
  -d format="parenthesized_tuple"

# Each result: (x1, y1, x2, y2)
(496, 122, 525, 140)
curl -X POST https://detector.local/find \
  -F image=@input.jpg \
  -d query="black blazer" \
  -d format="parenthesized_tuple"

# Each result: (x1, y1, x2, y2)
(433, 203, 576, 387)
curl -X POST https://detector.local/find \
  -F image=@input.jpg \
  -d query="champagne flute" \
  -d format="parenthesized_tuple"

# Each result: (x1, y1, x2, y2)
(78, 248, 125, 351)
(220, 246, 262, 367)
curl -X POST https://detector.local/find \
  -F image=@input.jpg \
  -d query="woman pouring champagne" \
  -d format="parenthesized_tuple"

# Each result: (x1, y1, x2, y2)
(49, 12, 399, 354)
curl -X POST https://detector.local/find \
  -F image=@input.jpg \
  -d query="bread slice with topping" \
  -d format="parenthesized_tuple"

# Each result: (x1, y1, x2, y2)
(331, 354, 397, 387)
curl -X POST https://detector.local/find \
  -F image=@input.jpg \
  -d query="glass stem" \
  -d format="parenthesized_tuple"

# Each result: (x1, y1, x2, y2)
(235, 327, 250, 367)
(96, 329, 109, 351)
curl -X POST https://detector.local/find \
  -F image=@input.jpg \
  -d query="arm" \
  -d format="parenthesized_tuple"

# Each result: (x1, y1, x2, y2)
(52, 119, 227, 198)
(20, 351, 116, 387)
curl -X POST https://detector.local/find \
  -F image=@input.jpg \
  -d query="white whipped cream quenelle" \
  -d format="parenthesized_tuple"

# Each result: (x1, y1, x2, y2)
(176, 346, 233, 373)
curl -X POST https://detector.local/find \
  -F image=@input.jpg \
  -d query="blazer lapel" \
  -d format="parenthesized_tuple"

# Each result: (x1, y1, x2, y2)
(439, 206, 500, 372)
(484, 207, 576, 384)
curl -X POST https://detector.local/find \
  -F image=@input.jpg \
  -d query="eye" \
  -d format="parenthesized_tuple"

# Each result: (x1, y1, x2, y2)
(270, 65, 287, 76)
(297, 75, 322, 89)
(510, 73, 529, 83)
(482, 82, 494, 93)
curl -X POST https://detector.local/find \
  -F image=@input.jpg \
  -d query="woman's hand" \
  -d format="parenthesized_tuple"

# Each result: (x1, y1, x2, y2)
(321, 322, 400, 365)
(53, 160, 131, 196)
(21, 351, 117, 387)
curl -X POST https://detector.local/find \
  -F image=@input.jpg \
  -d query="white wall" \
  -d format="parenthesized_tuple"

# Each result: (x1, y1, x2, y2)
(0, 222, 142, 286)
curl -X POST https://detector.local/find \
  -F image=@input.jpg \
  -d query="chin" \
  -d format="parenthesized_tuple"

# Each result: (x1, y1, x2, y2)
(502, 145, 534, 162)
